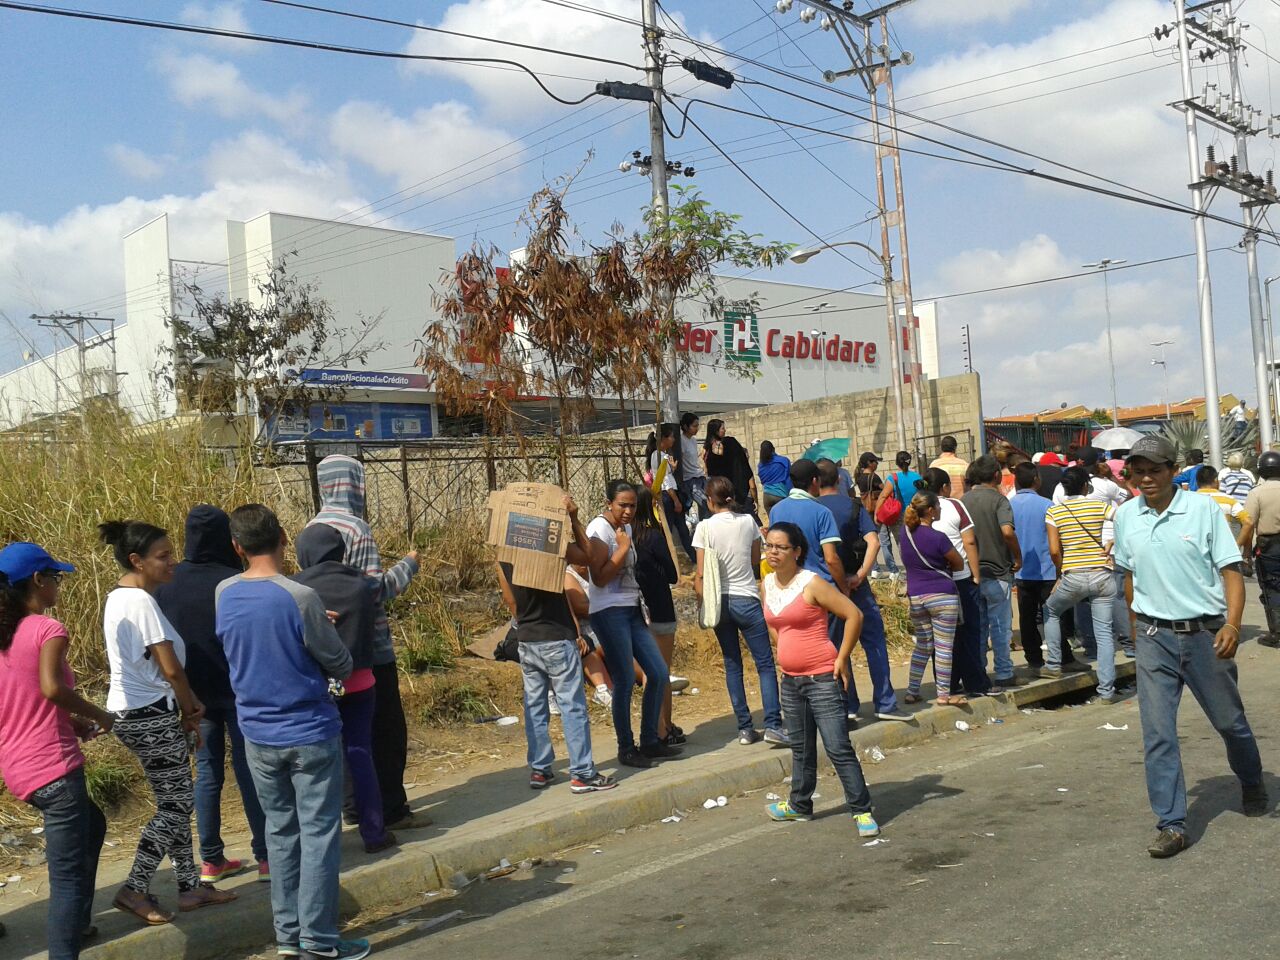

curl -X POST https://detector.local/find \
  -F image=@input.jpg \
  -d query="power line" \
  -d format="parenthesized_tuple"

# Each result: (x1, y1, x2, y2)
(0, 1, 610, 104)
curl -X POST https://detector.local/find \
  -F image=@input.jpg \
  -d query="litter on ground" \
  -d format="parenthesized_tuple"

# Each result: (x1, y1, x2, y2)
(955, 720, 971, 731)
(495, 716, 519, 726)
(1098, 723, 1129, 731)
(863, 838, 889, 847)
(1017, 764, 1045, 770)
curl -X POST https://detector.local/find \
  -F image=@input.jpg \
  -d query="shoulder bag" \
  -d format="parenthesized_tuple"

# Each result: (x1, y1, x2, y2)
(698, 545, 722, 629)
(875, 472, 904, 526)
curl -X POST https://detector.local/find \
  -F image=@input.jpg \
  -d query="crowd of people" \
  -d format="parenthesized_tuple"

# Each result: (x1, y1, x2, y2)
(4, 421, 1279, 960)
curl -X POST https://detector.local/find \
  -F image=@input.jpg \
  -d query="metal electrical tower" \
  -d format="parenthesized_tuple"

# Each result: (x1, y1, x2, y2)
(775, 0, 927, 457)
(30, 312, 119, 421)
(1162, 1, 1279, 463)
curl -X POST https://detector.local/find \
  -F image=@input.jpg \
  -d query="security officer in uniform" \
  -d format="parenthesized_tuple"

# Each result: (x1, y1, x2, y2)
(1246, 451, 1280, 646)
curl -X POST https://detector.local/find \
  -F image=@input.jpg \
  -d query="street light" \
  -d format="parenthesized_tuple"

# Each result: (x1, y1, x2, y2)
(1265, 276, 1280, 428)
(1082, 258, 1126, 428)
(805, 306, 830, 398)
(1151, 339, 1174, 422)
(789, 240, 909, 452)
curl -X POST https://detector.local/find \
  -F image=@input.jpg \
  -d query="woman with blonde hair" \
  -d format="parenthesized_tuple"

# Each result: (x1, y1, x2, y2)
(898, 491, 966, 706)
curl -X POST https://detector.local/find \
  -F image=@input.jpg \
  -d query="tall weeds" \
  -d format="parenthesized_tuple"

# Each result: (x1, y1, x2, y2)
(0, 413, 259, 686)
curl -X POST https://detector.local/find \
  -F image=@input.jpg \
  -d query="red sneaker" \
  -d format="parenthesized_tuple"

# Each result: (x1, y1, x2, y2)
(258, 860, 271, 882)
(200, 858, 245, 883)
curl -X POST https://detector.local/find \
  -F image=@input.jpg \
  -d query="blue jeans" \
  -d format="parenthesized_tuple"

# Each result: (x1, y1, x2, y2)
(1045, 568, 1117, 696)
(827, 586, 899, 714)
(1134, 624, 1263, 832)
(521, 637, 597, 779)
(683, 476, 707, 528)
(662, 493, 696, 564)
(780, 674, 873, 816)
(1112, 570, 1132, 651)
(978, 576, 1015, 680)
(29, 768, 105, 960)
(952, 578, 991, 695)
(712, 594, 783, 732)
(590, 604, 670, 751)
(245, 736, 344, 952)
(196, 703, 267, 864)
(878, 523, 900, 574)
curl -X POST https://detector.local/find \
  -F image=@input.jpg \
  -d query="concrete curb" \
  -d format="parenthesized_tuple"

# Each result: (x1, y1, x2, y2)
(83, 663, 1133, 960)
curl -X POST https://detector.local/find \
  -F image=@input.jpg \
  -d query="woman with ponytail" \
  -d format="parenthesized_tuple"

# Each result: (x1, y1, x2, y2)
(898, 491, 967, 706)
(99, 520, 236, 924)
(0, 542, 113, 959)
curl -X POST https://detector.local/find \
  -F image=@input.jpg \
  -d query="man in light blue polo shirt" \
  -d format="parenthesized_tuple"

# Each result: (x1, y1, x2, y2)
(1113, 435, 1265, 860)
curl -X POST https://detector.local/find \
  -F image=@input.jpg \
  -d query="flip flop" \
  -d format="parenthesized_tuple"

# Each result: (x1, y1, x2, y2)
(113, 890, 173, 926)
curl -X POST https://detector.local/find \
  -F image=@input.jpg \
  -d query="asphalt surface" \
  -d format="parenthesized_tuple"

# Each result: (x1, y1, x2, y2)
(329, 630, 1280, 960)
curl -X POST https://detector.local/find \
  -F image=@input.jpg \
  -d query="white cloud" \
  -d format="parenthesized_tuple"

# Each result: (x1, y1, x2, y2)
(902, 0, 1037, 27)
(402, 0, 652, 118)
(107, 144, 167, 181)
(329, 100, 517, 191)
(179, 1, 256, 53)
(156, 51, 307, 124)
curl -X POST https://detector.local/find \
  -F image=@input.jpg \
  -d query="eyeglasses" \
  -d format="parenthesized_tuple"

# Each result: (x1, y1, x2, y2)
(41, 571, 64, 583)
(762, 542, 794, 552)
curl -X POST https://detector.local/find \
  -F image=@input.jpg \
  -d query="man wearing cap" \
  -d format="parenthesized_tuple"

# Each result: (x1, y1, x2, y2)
(1113, 435, 1266, 858)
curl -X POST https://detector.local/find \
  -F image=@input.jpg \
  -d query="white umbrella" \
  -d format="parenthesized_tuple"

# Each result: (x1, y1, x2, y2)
(1092, 427, 1144, 451)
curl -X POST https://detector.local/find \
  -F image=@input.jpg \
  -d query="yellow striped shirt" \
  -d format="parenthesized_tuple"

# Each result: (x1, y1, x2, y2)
(1046, 497, 1115, 571)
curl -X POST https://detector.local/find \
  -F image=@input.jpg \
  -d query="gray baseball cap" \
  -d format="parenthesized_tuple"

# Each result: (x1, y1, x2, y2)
(1125, 435, 1177, 466)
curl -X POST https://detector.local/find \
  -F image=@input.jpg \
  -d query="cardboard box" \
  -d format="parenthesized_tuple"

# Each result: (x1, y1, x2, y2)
(487, 482, 569, 593)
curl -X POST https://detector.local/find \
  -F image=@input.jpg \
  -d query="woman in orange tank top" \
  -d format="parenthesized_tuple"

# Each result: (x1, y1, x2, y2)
(761, 522, 881, 838)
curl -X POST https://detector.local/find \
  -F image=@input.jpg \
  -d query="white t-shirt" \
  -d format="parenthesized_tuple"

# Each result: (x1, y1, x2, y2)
(103, 587, 187, 712)
(586, 516, 640, 612)
(650, 450, 677, 493)
(932, 497, 974, 581)
(691, 510, 763, 598)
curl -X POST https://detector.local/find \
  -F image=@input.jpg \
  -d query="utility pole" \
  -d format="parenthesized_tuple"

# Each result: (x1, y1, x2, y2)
(1160, 0, 1280, 465)
(641, 0, 678, 423)
(31, 313, 119, 429)
(961, 323, 973, 374)
(1152, 339, 1174, 422)
(1082, 259, 1125, 427)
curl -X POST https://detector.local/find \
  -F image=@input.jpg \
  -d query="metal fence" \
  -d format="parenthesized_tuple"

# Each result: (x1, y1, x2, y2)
(983, 419, 1097, 458)
(259, 436, 650, 539)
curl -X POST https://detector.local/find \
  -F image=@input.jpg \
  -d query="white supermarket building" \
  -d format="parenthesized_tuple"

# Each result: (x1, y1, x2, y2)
(0, 212, 939, 440)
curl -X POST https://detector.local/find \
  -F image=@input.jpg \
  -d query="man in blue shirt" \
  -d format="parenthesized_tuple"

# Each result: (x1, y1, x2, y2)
(217, 505, 368, 960)
(1113, 436, 1265, 860)
(1010, 463, 1083, 671)
(1172, 447, 1205, 491)
(816, 459, 909, 722)
(770, 459, 864, 721)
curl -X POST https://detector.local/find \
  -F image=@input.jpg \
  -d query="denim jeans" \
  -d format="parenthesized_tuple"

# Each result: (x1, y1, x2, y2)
(590, 604, 670, 751)
(196, 703, 267, 864)
(245, 735, 344, 952)
(977, 576, 1015, 680)
(662, 493, 696, 564)
(683, 476, 707, 529)
(521, 637, 597, 779)
(712, 594, 783, 732)
(29, 768, 106, 960)
(1111, 570, 1132, 651)
(337, 687, 386, 849)
(780, 674, 873, 816)
(1044, 568, 1116, 696)
(952, 578, 990, 695)
(878, 523, 900, 574)
(826, 586, 899, 714)
(1134, 625, 1264, 832)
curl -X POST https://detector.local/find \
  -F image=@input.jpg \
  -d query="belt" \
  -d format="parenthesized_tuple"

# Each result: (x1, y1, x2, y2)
(1135, 614, 1225, 634)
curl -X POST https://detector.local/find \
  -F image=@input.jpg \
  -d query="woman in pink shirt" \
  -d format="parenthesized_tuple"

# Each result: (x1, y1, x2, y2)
(760, 522, 880, 838)
(0, 542, 115, 960)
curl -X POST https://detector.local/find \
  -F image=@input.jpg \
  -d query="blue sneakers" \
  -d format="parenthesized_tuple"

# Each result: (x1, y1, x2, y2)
(854, 812, 881, 838)
(766, 801, 813, 822)
(301, 940, 372, 960)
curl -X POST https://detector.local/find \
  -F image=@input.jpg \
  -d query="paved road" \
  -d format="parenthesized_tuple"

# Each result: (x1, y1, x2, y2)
(351, 632, 1280, 960)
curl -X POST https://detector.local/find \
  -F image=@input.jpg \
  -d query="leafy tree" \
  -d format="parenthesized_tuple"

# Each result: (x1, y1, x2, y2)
(162, 259, 383, 446)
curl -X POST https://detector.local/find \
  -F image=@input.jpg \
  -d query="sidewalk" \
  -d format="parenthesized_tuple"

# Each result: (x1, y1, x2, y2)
(8, 597, 1254, 960)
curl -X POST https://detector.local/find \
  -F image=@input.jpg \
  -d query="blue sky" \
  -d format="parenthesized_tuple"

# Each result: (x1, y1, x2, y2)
(2, 0, 1279, 415)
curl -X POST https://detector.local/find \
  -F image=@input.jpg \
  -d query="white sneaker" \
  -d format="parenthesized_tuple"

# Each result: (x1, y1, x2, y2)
(668, 675, 691, 693)
(548, 696, 561, 716)
(592, 685, 613, 708)
(869, 570, 885, 580)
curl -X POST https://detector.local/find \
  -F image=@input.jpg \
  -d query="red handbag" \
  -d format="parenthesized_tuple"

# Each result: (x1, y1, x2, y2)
(874, 474, 903, 526)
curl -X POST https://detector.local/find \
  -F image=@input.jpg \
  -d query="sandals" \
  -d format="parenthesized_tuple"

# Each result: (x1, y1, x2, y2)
(935, 695, 969, 706)
(903, 692, 923, 704)
(113, 888, 173, 926)
(178, 882, 238, 912)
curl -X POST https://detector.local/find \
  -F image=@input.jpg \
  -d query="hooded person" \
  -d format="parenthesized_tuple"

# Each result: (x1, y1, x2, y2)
(307, 455, 424, 831)
(155, 504, 267, 883)
(292, 524, 397, 854)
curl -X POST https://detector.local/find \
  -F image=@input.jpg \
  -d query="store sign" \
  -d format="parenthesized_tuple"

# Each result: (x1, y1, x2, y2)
(676, 322, 877, 365)
(299, 369, 430, 390)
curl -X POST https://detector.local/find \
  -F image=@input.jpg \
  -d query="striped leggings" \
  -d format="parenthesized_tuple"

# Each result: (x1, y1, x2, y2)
(908, 592, 961, 699)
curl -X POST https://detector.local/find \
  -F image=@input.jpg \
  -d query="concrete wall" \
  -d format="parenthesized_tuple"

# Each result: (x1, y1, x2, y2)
(716, 371, 985, 465)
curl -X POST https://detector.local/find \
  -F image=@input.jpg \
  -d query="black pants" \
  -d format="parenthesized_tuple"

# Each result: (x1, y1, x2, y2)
(1256, 536, 1280, 635)
(662, 494, 696, 564)
(1017, 579, 1055, 666)
(371, 662, 410, 822)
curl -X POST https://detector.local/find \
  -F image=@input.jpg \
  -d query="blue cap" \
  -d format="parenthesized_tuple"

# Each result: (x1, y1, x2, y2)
(0, 542, 74, 583)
